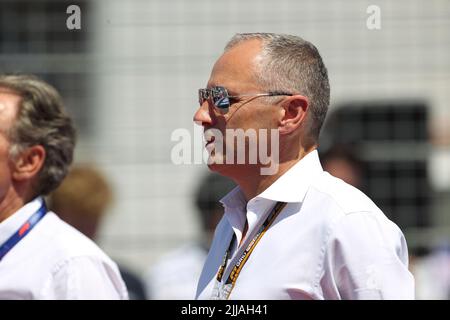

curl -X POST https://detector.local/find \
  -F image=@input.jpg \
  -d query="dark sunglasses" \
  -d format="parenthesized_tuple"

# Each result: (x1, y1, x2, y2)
(198, 86, 293, 112)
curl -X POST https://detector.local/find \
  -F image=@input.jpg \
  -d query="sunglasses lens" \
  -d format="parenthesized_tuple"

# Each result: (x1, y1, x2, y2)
(198, 87, 230, 112)
(212, 87, 230, 109)
(215, 96, 230, 109)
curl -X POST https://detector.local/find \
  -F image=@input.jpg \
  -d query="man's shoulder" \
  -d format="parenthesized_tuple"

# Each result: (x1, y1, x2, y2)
(308, 171, 383, 217)
(0, 211, 126, 299)
(35, 212, 117, 268)
(304, 173, 407, 260)
(303, 172, 404, 240)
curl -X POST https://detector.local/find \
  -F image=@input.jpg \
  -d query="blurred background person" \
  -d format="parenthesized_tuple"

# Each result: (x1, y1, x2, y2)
(48, 164, 147, 300)
(144, 172, 236, 299)
(320, 144, 365, 190)
(410, 242, 450, 299)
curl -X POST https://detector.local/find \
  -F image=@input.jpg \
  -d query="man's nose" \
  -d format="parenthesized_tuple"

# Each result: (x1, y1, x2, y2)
(193, 102, 213, 126)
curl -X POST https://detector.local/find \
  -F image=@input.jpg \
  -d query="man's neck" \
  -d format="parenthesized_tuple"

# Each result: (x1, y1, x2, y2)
(0, 190, 27, 224)
(235, 148, 315, 201)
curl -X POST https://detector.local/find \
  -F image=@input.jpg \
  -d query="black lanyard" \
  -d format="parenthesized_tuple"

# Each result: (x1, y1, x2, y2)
(0, 202, 47, 261)
(215, 201, 287, 298)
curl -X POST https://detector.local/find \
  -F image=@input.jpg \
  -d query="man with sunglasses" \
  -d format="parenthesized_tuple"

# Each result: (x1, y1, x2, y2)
(193, 33, 414, 300)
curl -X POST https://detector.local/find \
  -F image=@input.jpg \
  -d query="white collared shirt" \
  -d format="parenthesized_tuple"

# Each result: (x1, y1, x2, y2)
(0, 197, 128, 300)
(196, 150, 415, 300)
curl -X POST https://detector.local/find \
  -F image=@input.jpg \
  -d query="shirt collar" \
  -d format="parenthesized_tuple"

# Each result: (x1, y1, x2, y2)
(219, 150, 323, 243)
(257, 149, 323, 203)
(0, 197, 44, 245)
(220, 149, 323, 208)
(220, 186, 247, 210)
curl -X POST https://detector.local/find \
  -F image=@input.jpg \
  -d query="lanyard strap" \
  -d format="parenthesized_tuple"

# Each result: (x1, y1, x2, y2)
(0, 201, 47, 261)
(215, 201, 287, 298)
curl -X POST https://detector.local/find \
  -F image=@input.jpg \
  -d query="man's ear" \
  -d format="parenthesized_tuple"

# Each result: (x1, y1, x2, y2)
(11, 145, 46, 182)
(278, 95, 309, 135)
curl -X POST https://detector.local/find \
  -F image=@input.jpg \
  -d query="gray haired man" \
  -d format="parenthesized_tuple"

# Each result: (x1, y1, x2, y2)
(0, 75, 128, 299)
(194, 33, 414, 300)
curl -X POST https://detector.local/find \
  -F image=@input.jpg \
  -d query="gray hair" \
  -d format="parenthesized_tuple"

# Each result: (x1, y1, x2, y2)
(225, 33, 330, 142)
(0, 74, 76, 196)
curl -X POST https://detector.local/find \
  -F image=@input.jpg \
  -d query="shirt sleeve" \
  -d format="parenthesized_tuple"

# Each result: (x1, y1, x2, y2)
(322, 212, 415, 300)
(40, 256, 129, 300)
